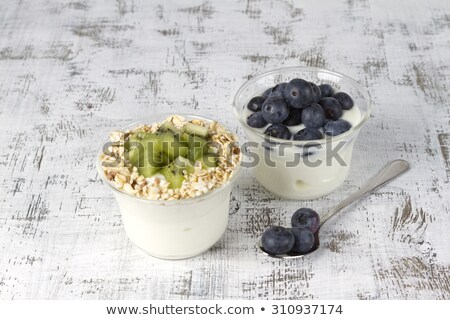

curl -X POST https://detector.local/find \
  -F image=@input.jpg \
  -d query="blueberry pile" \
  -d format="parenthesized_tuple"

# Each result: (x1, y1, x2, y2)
(246, 79, 355, 139)
(261, 208, 320, 255)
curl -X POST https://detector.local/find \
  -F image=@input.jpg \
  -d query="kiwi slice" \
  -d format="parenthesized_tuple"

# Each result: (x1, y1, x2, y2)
(139, 157, 165, 177)
(184, 123, 208, 138)
(127, 143, 140, 167)
(159, 132, 189, 159)
(173, 156, 195, 174)
(126, 132, 170, 178)
(127, 131, 148, 167)
(159, 121, 184, 135)
(125, 120, 212, 182)
(160, 156, 196, 189)
(180, 132, 190, 142)
(160, 163, 185, 189)
(187, 135, 208, 161)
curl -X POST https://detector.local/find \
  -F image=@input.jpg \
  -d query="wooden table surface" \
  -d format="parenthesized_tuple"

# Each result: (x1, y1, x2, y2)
(0, 0, 449, 299)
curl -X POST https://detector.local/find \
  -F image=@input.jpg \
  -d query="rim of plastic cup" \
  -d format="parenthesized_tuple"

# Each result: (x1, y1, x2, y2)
(96, 114, 242, 206)
(233, 66, 372, 146)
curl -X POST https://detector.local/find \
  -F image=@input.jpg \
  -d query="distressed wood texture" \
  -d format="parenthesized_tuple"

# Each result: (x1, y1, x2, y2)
(0, 0, 449, 299)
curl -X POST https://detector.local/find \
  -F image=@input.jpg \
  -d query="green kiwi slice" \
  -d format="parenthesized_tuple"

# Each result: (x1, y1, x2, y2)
(187, 135, 208, 161)
(180, 132, 190, 142)
(125, 120, 214, 183)
(173, 156, 195, 174)
(160, 163, 185, 189)
(126, 131, 170, 178)
(159, 121, 184, 135)
(184, 123, 208, 138)
(159, 132, 189, 159)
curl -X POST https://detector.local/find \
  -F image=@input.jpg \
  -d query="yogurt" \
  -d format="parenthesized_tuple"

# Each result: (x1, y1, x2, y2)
(241, 106, 362, 199)
(111, 181, 233, 259)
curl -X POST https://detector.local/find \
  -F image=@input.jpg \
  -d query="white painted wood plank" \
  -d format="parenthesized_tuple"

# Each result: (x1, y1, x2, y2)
(0, 0, 449, 299)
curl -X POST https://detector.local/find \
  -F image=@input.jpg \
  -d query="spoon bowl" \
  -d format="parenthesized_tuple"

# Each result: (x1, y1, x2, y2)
(258, 237, 320, 259)
(258, 159, 411, 259)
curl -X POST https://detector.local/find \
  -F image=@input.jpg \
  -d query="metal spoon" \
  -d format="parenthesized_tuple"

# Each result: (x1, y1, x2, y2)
(258, 159, 411, 259)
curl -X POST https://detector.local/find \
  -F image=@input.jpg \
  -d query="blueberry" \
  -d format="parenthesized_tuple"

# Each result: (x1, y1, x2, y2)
(261, 97, 290, 124)
(324, 119, 352, 136)
(309, 82, 322, 103)
(261, 87, 272, 99)
(318, 84, 334, 98)
(333, 92, 354, 110)
(290, 227, 315, 254)
(319, 97, 343, 120)
(247, 96, 266, 112)
(261, 226, 295, 255)
(247, 111, 268, 128)
(293, 128, 323, 141)
(283, 79, 314, 108)
(291, 208, 320, 233)
(282, 107, 302, 126)
(269, 82, 287, 98)
(261, 83, 287, 99)
(264, 123, 291, 139)
(301, 104, 326, 129)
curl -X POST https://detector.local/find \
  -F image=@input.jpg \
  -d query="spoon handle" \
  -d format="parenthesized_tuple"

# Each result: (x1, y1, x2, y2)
(320, 159, 410, 227)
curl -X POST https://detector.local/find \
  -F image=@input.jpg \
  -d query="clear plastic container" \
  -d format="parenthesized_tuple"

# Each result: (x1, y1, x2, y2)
(97, 115, 241, 259)
(233, 67, 371, 200)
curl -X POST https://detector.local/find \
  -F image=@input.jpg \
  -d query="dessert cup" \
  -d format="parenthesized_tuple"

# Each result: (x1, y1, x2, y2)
(233, 67, 371, 200)
(97, 115, 241, 259)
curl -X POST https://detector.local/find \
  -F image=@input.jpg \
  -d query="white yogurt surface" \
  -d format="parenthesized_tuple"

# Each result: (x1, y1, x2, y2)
(145, 173, 167, 184)
(242, 103, 362, 200)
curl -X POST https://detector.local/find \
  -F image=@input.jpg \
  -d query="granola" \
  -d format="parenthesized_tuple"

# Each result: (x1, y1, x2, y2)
(100, 115, 241, 200)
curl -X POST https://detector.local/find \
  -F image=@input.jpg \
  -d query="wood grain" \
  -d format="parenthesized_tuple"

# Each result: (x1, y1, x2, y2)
(0, 0, 449, 299)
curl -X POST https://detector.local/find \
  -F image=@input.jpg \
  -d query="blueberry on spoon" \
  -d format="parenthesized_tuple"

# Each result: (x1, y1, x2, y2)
(290, 227, 315, 254)
(261, 226, 295, 255)
(291, 208, 320, 233)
